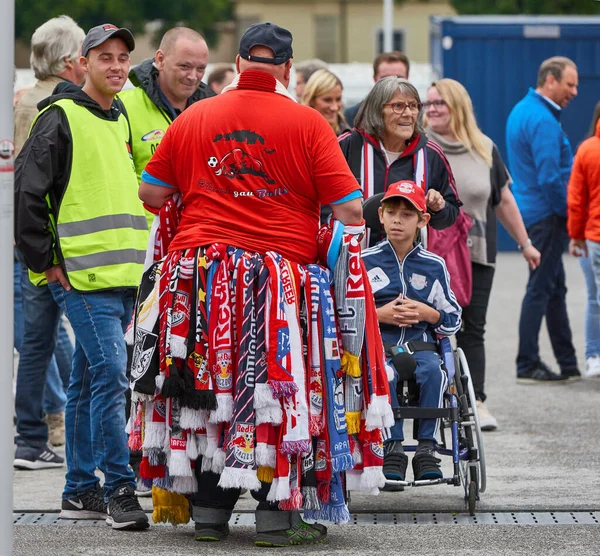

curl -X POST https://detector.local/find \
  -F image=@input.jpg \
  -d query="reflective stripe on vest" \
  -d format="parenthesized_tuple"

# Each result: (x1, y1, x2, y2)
(36, 99, 147, 291)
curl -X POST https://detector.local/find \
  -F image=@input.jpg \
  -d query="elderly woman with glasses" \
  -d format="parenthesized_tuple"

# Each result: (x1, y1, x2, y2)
(338, 77, 460, 232)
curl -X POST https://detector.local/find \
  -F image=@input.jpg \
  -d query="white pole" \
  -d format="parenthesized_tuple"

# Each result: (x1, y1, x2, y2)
(383, 0, 394, 52)
(0, 0, 15, 552)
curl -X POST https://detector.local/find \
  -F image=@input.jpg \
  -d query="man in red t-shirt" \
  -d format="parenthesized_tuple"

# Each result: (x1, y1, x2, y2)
(138, 22, 362, 546)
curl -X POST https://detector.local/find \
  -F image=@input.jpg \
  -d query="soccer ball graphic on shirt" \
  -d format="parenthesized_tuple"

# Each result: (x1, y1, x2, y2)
(207, 156, 218, 168)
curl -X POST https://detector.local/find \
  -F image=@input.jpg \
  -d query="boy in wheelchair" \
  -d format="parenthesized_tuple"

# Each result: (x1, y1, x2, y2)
(362, 180, 462, 484)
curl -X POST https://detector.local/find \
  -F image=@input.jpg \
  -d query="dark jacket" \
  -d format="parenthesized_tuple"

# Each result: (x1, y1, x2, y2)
(338, 129, 461, 231)
(14, 86, 124, 273)
(128, 58, 215, 120)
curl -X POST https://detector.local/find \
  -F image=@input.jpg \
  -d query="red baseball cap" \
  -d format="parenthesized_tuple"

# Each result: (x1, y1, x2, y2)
(382, 180, 426, 212)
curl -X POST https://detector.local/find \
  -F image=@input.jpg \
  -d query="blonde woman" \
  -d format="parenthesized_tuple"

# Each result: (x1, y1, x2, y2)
(302, 69, 350, 136)
(424, 78, 540, 430)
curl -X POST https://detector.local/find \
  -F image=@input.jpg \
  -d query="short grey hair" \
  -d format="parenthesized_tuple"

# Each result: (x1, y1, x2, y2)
(537, 56, 577, 88)
(294, 59, 328, 83)
(30, 16, 85, 80)
(355, 77, 424, 139)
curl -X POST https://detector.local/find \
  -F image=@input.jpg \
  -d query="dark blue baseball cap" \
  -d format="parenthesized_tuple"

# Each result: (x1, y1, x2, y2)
(82, 24, 135, 57)
(238, 22, 293, 65)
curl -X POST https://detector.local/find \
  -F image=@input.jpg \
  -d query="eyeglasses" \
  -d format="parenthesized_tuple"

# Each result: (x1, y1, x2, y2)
(384, 101, 422, 114)
(422, 100, 447, 109)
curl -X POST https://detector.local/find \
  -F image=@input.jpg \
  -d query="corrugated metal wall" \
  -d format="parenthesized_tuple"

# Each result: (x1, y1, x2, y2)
(430, 16, 600, 249)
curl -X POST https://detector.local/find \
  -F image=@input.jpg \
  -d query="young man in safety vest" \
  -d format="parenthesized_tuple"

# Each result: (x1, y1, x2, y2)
(119, 27, 214, 188)
(15, 24, 149, 531)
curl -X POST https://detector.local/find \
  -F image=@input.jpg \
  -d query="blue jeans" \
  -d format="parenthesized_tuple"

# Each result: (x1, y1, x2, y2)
(48, 283, 136, 500)
(384, 350, 448, 444)
(14, 256, 73, 449)
(516, 215, 578, 373)
(579, 250, 600, 360)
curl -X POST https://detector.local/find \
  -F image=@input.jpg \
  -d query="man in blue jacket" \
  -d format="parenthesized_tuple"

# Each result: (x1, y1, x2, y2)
(506, 56, 580, 382)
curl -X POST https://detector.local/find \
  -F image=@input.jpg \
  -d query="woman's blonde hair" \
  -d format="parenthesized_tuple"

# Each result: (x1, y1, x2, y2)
(424, 78, 492, 167)
(302, 69, 346, 134)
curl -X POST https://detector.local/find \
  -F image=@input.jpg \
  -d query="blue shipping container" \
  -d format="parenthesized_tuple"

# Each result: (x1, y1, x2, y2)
(430, 16, 600, 250)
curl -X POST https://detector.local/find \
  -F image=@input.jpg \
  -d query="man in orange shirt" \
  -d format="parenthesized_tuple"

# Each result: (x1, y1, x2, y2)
(137, 22, 363, 546)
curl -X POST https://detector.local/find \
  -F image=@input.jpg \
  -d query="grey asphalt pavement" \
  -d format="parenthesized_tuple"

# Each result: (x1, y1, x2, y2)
(12, 252, 600, 555)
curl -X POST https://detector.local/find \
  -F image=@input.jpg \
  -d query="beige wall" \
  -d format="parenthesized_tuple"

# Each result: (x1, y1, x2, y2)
(235, 0, 456, 63)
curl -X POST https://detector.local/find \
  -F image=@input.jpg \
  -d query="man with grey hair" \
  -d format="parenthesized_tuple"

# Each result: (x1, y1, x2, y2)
(13, 15, 85, 471)
(506, 56, 580, 383)
(293, 58, 327, 100)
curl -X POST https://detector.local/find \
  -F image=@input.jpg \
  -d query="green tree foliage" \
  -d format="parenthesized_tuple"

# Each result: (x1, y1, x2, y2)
(451, 0, 600, 15)
(15, 0, 232, 45)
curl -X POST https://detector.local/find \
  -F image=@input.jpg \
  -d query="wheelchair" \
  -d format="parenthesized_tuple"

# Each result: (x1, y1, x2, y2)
(360, 193, 487, 515)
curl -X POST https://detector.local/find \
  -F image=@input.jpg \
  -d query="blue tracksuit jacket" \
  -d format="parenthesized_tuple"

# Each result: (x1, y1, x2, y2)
(362, 240, 462, 347)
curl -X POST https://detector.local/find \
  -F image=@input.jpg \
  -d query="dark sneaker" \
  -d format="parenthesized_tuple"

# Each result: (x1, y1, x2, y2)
(254, 520, 327, 547)
(383, 441, 408, 482)
(412, 449, 443, 481)
(560, 368, 582, 381)
(61, 485, 107, 520)
(14, 443, 64, 470)
(517, 361, 568, 383)
(195, 522, 230, 542)
(106, 485, 149, 530)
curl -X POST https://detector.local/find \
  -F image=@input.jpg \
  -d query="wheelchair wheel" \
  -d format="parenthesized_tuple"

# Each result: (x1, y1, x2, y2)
(456, 348, 487, 494)
(467, 480, 477, 516)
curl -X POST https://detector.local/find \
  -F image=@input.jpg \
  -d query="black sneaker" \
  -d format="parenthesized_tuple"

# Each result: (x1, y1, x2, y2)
(195, 522, 230, 542)
(61, 485, 107, 520)
(560, 367, 582, 381)
(517, 361, 568, 383)
(106, 485, 149, 530)
(14, 443, 64, 470)
(383, 441, 408, 482)
(412, 449, 443, 481)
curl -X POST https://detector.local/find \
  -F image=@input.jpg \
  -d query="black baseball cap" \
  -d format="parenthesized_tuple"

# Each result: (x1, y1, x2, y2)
(82, 24, 135, 57)
(238, 22, 293, 65)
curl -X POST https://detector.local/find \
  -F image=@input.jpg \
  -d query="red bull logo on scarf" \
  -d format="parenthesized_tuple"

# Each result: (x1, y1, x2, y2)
(230, 423, 255, 465)
(315, 440, 327, 471)
(370, 441, 384, 459)
(215, 352, 232, 389)
(172, 291, 189, 326)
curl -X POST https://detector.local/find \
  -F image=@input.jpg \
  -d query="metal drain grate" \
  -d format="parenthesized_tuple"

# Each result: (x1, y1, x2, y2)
(13, 511, 600, 527)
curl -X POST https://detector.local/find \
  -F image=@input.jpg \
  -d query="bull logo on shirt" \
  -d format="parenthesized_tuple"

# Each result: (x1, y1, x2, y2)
(208, 148, 275, 185)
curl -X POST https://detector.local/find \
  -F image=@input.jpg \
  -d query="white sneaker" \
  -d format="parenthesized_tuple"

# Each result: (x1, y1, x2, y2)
(476, 400, 498, 431)
(584, 355, 600, 378)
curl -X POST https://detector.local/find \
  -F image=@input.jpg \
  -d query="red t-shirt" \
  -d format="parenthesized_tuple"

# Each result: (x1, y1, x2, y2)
(144, 71, 360, 264)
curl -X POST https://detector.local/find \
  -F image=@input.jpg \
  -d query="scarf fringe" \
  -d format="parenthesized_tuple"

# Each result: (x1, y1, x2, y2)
(257, 465, 274, 483)
(200, 456, 213, 473)
(280, 439, 311, 456)
(365, 394, 395, 430)
(179, 408, 208, 431)
(171, 474, 198, 495)
(255, 444, 276, 468)
(304, 503, 350, 525)
(342, 351, 361, 378)
(156, 374, 165, 392)
(253, 383, 277, 408)
(267, 476, 291, 502)
(161, 371, 185, 399)
(209, 393, 234, 423)
(169, 450, 193, 478)
(140, 457, 165, 480)
(218, 467, 262, 491)
(151, 486, 190, 525)
(147, 448, 166, 467)
(346, 411, 361, 435)
(211, 447, 226, 473)
(196, 433, 208, 456)
(154, 473, 173, 491)
(171, 337, 187, 359)
(255, 405, 283, 425)
(301, 486, 321, 510)
(360, 465, 386, 490)
(269, 380, 299, 399)
(186, 433, 199, 460)
(278, 488, 303, 510)
(331, 452, 355, 474)
(183, 390, 217, 411)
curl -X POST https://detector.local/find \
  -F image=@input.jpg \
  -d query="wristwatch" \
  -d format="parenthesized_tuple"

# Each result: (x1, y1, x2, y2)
(518, 238, 532, 251)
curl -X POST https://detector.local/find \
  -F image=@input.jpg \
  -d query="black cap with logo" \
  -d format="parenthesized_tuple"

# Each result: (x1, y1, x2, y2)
(82, 24, 135, 57)
(238, 22, 293, 65)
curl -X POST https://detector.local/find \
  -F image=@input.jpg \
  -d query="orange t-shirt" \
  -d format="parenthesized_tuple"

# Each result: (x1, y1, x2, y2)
(144, 71, 360, 264)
